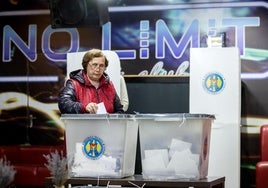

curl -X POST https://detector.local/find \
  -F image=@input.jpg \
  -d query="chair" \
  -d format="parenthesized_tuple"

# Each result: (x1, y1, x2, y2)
(256, 125, 268, 188)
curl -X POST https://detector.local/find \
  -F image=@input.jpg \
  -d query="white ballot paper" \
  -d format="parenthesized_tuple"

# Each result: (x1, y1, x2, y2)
(72, 143, 119, 177)
(142, 138, 199, 179)
(97, 102, 107, 114)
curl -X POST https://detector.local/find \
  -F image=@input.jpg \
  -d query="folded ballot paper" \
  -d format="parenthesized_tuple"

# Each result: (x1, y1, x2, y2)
(71, 143, 120, 177)
(142, 138, 200, 179)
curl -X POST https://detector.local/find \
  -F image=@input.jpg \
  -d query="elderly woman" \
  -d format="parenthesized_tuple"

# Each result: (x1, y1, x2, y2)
(58, 49, 124, 114)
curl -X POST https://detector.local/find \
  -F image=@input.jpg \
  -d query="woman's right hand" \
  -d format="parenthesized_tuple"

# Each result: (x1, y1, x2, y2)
(86, 102, 98, 114)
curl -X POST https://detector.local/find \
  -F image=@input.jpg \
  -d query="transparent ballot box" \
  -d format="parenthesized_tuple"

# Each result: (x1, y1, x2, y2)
(136, 113, 214, 180)
(61, 114, 138, 178)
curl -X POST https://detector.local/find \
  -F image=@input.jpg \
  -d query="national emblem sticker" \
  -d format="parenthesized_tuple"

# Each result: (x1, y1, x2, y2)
(203, 72, 225, 94)
(82, 136, 105, 160)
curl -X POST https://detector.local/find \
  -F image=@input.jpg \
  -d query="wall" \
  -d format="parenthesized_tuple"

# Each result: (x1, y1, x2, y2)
(1, 1, 268, 188)
(125, 77, 189, 114)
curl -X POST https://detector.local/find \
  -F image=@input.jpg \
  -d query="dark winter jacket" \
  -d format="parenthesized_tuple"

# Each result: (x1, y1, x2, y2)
(58, 69, 124, 114)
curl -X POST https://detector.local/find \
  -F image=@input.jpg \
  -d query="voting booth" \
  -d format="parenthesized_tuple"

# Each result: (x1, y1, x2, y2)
(189, 47, 241, 188)
(62, 114, 138, 178)
(136, 113, 214, 180)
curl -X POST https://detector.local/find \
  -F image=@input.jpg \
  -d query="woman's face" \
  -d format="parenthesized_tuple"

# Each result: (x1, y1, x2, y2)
(86, 56, 106, 82)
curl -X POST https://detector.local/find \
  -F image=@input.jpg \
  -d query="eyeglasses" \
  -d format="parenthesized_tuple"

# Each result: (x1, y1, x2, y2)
(88, 63, 106, 70)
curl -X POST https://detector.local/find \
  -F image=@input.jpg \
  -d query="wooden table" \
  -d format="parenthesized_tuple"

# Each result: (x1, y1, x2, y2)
(45, 175, 225, 188)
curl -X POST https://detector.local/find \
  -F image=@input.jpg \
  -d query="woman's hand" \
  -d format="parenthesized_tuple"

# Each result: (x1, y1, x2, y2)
(86, 102, 98, 114)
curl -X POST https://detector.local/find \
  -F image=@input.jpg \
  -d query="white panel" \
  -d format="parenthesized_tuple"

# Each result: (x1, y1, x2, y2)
(189, 47, 241, 188)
